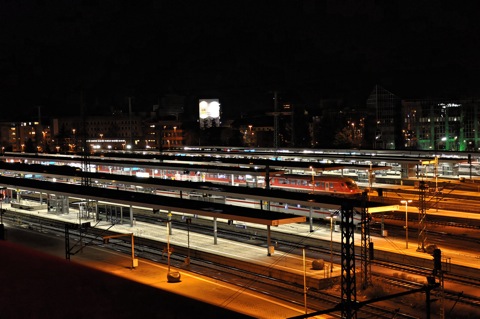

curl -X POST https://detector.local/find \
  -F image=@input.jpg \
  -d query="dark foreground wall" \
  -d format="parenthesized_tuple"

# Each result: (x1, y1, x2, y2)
(0, 239, 253, 319)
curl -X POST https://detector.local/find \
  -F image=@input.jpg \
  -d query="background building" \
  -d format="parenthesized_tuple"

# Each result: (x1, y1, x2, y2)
(365, 85, 402, 150)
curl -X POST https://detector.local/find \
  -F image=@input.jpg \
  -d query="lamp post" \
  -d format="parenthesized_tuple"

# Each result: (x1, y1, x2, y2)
(166, 218, 181, 282)
(302, 247, 307, 314)
(401, 200, 412, 249)
(248, 125, 253, 146)
(328, 215, 337, 272)
(42, 131, 47, 152)
(310, 166, 315, 193)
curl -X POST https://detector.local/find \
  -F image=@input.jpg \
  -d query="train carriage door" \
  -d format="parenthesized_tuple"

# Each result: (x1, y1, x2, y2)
(319, 181, 325, 191)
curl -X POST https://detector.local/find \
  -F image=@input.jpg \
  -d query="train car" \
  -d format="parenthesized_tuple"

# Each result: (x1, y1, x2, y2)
(455, 162, 480, 176)
(270, 174, 362, 196)
(224, 197, 362, 225)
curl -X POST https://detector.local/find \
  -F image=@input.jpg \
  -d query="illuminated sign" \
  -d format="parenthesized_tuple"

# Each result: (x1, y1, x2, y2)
(199, 99, 221, 129)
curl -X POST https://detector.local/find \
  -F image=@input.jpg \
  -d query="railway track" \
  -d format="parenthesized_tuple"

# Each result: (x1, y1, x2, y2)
(1, 214, 426, 318)
(4, 211, 480, 318)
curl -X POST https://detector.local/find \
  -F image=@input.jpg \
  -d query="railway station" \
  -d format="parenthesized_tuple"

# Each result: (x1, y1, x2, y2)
(3, 149, 480, 192)
(1, 149, 480, 318)
(0, 175, 310, 256)
(2, 191, 480, 318)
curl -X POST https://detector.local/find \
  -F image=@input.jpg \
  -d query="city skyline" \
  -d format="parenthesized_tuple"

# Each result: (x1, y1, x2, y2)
(2, 1, 480, 119)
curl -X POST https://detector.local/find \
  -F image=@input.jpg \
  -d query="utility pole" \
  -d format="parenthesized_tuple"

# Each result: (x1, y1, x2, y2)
(273, 91, 279, 149)
(37, 106, 42, 125)
(128, 97, 133, 150)
(81, 93, 91, 188)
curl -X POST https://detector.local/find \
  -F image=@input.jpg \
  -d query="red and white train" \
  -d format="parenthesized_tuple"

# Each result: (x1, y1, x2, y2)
(95, 164, 364, 197)
(269, 174, 363, 196)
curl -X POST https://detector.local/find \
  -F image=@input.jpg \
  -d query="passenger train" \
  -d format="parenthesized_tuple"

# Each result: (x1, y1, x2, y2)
(455, 162, 480, 176)
(159, 190, 363, 225)
(0, 160, 364, 225)
(167, 191, 362, 226)
(93, 164, 364, 196)
(269, 174, 363, 196)
(223, 197, 362, 225)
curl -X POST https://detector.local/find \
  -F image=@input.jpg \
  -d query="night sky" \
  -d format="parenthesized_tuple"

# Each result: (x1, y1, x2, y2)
(1, 1, 480, 119)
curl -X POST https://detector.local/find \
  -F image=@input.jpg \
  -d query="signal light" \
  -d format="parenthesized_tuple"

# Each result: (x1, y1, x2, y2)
(369, 242, 374, 260)
(433, 248, 441, 271)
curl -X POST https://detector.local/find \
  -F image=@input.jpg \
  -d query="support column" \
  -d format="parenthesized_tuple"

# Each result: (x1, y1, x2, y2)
(95, 200, 99, 222)
(65, 196, 69, 214)
(309, 207, 313, 232)
(129, 205, 133, 227)
(265, 165, 270, 190)
(168, 211, 172, 235)
(267, 225, 272, 256)
(213, 217, 218, 244)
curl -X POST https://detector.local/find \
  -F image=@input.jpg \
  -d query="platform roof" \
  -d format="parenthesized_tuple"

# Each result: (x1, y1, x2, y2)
(0, 176, 305, 226)
(2, 153, 392, 176)
(0, 161, 395, 213)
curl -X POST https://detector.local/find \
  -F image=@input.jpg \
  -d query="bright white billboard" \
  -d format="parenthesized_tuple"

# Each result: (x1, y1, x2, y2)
(199, 99, 220, 119)
(199, 99, 221, 128)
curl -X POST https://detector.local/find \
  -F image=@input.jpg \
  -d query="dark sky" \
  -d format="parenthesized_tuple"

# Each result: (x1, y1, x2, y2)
(1, 0, 480, 119)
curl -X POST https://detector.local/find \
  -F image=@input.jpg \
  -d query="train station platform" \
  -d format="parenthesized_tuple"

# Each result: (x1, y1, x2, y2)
(2, 202, 479, 318)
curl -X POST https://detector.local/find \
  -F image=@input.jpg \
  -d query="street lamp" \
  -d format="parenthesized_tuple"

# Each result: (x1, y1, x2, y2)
(401, 200, 412, 249)
(248, 125, 253, 146)
(310, 166, 315, 193)
(42, 131, 47, 152)
(327, 215, 337, 272)
(72, 129, 76, 153)
(166, 217, 181, 282)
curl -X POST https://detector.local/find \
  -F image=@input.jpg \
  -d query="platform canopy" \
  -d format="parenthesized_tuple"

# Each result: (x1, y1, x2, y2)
(0, 176, 305, 227)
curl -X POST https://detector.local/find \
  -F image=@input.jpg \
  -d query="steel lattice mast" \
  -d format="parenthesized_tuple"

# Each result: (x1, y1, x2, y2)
(417, 180, 427, 252)
(360, 191, 372, 289)
(341, 201, 357, 319)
